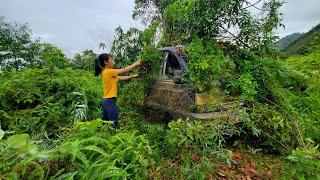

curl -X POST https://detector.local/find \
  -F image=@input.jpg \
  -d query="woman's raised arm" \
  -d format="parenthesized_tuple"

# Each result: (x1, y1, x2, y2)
(117, 60, 141, 75)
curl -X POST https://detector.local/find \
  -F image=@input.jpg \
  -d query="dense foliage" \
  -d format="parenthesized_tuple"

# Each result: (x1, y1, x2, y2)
(1, 1, 320, 179)
(0, 17, 36, 70)
(115, 25, 163, 112)
(0, 68, 102, 138)
(72, 49, 96, 71)
(185, 37, 235, 92)
(133, 0, 284, 51)
(0, 120, 152, 179)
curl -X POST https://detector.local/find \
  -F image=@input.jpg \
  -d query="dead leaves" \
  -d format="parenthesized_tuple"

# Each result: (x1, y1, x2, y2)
(232, 150, 244, 161)
(264, 162, 280, 170)
(237, 161, 263, 179)
(215, 150, 281, 179)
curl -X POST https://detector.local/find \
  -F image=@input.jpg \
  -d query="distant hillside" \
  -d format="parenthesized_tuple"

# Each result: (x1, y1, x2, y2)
(275, 33, 304, 49)
(285, 23, 320, 54)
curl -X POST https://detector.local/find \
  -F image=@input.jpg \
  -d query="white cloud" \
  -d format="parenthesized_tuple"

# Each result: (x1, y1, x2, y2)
(1, 0, 319, 56)
(32, 33, 55, 41)
(0, 0, 143, 58)
(277, 0, 320, 37)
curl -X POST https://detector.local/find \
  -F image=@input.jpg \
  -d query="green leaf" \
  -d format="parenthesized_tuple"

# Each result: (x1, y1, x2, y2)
(178, 137, 187, 146)
(55, 171, 78, 180)
(6, 134, 29, 148)
(82, 145, 107, 156)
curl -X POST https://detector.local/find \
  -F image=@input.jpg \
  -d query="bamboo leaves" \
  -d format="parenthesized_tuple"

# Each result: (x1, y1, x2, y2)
(6, 133, 29, 149)
(57, 122, 152, 179)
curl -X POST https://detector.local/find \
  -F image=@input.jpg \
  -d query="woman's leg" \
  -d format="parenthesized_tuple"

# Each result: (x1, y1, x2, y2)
(101, 100, 109, 121)
(106, 107, 119, 129)
(102, 98, 119, 129)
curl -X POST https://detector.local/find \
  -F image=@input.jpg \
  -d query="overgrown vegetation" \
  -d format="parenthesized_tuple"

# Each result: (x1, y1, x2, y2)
(0, 68, 102, 138)
(1, 1, 320, 179)
(0, 120, 152, 179)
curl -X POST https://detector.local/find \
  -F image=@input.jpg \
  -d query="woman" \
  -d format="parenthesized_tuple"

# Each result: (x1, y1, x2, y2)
(94, 53, 141, 128)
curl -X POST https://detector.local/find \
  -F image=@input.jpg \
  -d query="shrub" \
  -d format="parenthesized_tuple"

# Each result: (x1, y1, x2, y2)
(288, 139, 320, 179)
(0, 68, 102, 138)
(185, 38, 235, 93)
(167, 119, 240, 165)
(117, 45, 162, 111)
(239, 103, 298, 153)
(145, 123, 179, 161)
(59, 128, 152, 179)
(228, 72, 258, 101)
(0, 119, 153, 179)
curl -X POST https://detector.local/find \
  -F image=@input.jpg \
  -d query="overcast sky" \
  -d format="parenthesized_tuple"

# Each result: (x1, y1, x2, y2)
(1, 0, 319, 57)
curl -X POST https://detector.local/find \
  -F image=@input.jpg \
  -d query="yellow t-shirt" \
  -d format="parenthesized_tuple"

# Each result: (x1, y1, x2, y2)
(102, 68, 119, 98)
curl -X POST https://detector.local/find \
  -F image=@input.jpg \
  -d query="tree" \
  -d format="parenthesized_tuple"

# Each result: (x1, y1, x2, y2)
(72, 49, 96, 70)
(0, 17, 39, 70)
(133, 0, 284, 52)
(39, 43, 70, 68)
(111, 26, 142, 68)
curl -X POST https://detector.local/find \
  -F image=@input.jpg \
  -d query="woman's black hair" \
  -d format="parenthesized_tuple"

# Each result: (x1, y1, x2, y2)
(94, 53, 109, 76)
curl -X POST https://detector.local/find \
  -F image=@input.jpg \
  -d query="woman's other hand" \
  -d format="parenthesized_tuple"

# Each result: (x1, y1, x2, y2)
(132, 73, 139, 78)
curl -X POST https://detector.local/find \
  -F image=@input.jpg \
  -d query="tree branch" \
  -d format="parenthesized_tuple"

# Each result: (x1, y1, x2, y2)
(219, 25, 251, 49)
(242, 0, 263, 10)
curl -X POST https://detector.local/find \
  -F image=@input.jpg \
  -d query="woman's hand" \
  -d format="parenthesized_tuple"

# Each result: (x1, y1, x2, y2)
(118, 74, 139, 81)
(135, 59, 142, 66)
(132, 73, 139, 78)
